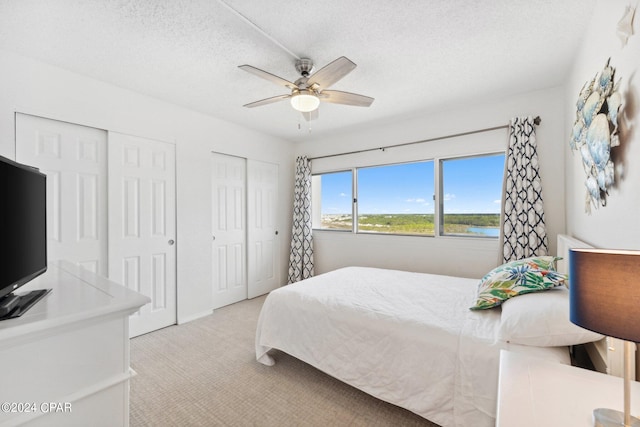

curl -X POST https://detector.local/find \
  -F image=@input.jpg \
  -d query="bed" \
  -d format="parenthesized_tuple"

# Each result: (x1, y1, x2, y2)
(255, 236, 603, 426)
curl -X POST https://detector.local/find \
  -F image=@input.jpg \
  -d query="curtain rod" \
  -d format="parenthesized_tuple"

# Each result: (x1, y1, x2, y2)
(308, 116, 541, 161)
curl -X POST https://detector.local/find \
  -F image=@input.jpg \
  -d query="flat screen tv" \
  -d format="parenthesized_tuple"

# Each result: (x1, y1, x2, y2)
(0, 155, 50, 319)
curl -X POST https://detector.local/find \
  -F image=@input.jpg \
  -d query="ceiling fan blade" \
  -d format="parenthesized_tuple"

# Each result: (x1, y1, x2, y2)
(243, 94, 291, 108)
(302, 109, 319, 122)
(238, 65, 298, 89)
(308, 56, 356, 89)
(320, 90, 374, 107)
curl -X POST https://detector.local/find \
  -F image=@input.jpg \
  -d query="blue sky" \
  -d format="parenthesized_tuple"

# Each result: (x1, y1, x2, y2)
(320, 154, 505, 214)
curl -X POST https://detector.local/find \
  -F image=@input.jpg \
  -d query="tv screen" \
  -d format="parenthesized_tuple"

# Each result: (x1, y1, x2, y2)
(0, 155, 47, 300)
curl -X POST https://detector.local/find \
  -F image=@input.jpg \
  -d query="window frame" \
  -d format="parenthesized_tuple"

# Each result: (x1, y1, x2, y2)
(355, 159, 435, 236)
(437, 151, 506, 238)
(311, 169, 354, 232)
(312, 150, 505, 239)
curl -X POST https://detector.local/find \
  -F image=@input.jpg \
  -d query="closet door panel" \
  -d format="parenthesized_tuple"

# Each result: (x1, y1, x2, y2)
(211, 153, 247, 309)
(247, 159, 279, 298)
(108, 132, 177, 337)
(15, 113, 108, 275)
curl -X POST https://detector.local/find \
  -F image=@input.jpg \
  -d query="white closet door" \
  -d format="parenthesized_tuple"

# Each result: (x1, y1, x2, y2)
(211, 153, 247, 309)
(247, 159, 280, 298)
(108, 132, 177, 337)
(15, 114, 108, 276)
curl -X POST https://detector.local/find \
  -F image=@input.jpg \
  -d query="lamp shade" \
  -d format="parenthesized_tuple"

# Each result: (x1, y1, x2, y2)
(569, 248, 640, 343)
(290, 90, 320, 112)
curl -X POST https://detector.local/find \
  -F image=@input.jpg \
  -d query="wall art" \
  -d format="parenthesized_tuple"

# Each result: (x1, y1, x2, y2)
(570, 58, 622, 214)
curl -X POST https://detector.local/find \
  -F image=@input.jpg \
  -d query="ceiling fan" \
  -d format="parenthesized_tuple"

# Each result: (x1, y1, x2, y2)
(239, 56, 374, 121)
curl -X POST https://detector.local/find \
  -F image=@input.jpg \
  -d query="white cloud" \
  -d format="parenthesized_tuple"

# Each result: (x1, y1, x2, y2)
(339, 192, 347, 197)
(493, 199, 502, 204)
(443, 193, 456, 201)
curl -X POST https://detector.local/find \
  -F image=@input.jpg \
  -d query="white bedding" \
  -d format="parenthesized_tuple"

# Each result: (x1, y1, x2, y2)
(255, 266, 570, 427)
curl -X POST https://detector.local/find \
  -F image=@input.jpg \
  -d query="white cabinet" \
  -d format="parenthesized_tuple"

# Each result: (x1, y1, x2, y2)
(0, 262, 149, 427)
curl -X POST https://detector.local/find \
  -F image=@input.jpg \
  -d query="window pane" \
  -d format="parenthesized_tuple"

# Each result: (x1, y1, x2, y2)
(313, 171, 353, 230)
(357, 161, 434, 235)
(441, 154, 504, 237)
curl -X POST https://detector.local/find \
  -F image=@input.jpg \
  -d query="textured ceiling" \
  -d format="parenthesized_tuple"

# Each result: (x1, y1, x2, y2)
(0, 0, 596, 142)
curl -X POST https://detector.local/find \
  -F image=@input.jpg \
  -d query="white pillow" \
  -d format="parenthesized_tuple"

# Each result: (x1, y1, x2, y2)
(498, 287, 603, 346)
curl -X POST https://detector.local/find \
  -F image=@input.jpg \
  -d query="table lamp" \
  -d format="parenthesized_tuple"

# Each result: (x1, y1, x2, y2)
(570, 248, 640, 427)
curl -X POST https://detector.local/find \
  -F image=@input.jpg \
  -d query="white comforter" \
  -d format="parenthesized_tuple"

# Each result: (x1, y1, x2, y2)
(255, 267, 568, 427)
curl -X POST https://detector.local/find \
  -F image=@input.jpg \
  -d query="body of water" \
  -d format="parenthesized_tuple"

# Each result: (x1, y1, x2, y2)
(467, 227, 500, 237)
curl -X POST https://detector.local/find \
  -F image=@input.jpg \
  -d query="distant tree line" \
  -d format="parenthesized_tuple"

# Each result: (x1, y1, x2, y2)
(442, 214, 500, 227)
(321, 213, 500, 234)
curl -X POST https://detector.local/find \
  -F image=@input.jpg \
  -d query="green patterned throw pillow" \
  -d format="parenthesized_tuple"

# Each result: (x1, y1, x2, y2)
(470, 256, 567, 310)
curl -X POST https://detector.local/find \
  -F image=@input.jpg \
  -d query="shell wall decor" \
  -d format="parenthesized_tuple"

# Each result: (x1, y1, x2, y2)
(570, 58, 622, 214)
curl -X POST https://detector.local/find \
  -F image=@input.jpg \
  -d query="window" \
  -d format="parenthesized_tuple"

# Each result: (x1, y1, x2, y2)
(440, 154, 504, 237)
(312, 152, 505, 238)
(312, 170, 352, 231)
(357, 161, 434, 235)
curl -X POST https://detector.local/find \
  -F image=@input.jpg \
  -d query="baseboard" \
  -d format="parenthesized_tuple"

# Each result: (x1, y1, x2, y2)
(177, 309, 213, 325)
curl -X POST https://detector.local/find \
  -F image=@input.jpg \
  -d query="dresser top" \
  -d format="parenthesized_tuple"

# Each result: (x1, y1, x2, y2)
(0, 261, 149, 342)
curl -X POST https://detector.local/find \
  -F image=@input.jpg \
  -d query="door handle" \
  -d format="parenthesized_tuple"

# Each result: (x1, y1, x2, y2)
(168, 239, 175, 245)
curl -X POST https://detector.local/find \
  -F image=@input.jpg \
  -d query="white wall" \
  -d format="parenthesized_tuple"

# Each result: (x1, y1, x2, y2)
(564, 0, 640, 250)
(564, 0, 640, 372)
(296, 86, 567, 278)
(0, 49, 295, 323)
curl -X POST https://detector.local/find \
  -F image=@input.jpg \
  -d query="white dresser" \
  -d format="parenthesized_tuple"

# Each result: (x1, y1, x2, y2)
(497, 349, 640, 427)
(0, 261, 149, 427)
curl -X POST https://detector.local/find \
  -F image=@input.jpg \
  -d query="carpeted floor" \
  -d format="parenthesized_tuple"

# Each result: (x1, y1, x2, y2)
(130, 295, 438, 426)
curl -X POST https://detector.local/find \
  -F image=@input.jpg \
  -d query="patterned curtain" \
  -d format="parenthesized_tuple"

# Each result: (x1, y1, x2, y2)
(287, 156, 314, 283)
(502, 116, 548, 263)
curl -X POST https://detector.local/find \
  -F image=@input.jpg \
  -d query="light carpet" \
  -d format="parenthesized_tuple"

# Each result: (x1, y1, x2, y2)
(130, 295, 438, 426)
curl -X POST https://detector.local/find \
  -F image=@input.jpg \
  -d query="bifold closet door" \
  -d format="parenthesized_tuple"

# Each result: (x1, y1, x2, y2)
(108, 132, 177, 337)
(15, 113, 109, 276)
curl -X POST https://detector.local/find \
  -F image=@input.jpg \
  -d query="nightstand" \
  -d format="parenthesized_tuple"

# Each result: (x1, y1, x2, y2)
(496, 350, 640, 427)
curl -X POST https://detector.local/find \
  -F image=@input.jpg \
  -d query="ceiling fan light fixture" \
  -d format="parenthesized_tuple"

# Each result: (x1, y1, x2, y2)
(290, 90, 320, 112)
